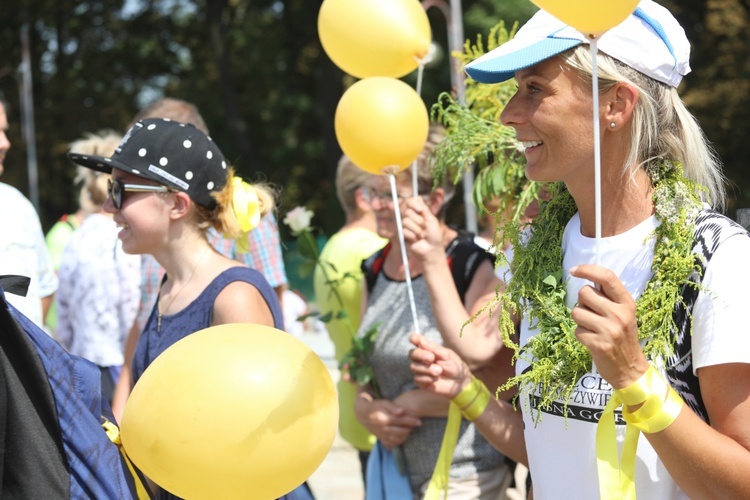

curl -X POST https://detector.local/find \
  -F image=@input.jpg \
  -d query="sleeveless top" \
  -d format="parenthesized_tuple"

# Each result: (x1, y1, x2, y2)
(358, 235, 506, 491)
(132, 266, 283, 384)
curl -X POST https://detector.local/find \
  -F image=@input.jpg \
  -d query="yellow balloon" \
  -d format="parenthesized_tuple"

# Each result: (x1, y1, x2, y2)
(120, 324, 338, 500)
(335, 77, 429, 175)
(531, 0, 640, 36)
(318, 0, 431, 78)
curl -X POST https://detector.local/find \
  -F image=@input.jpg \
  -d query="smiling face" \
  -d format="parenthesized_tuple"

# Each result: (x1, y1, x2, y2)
(500, 56, 596, 188)
(104, 169, 175, 254)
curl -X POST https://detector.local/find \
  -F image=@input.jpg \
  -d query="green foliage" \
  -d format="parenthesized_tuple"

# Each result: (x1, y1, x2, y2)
(495, 162, 704, 422)
(431, 21, 543, 226)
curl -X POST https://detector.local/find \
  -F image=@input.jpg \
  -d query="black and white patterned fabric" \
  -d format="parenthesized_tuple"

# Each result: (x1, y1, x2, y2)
(666, 210, 749, 423)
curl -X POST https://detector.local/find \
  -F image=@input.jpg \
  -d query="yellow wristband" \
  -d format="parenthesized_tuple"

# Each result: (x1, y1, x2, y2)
(461, 381, 491, 421)
(624, 385, 683, 433)
(623, 378, 669, 423)
(452, 376, 483, 409)
(615, 366, 655, 406)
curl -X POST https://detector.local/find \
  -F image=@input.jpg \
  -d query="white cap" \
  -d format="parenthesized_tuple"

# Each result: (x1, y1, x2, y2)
(465, 0, 691, 88)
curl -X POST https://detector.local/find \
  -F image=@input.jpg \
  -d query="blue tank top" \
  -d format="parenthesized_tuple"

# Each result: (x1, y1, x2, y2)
(132, 266, 284, 384)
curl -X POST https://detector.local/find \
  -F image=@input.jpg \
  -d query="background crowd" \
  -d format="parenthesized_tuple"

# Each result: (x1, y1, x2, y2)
(2, 1, 750, 499)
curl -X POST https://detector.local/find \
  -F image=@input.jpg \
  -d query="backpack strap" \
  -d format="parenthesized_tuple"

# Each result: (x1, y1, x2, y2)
(362, 243, 392, 295)
(361, 231, 491, 305)
(445, 231, 494, 305)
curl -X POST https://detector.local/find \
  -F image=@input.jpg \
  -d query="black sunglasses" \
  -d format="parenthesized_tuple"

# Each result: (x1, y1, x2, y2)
(107, 179, 171, 210)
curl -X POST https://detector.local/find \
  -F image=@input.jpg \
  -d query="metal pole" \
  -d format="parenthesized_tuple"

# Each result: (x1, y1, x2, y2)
(19, 23, 39, 210)
(422, 0, 477, 234)
(448, 0, 477, 234)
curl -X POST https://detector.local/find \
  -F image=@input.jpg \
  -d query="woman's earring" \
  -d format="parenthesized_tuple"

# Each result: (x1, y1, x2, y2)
(609, 122, 616, 129)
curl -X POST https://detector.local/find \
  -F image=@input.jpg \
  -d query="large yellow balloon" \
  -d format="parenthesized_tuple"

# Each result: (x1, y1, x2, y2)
(532, 0, 640, 36)
(120, 324, 338, 500)
(335, 77, 429, 175)
(318, 0, 431, 78)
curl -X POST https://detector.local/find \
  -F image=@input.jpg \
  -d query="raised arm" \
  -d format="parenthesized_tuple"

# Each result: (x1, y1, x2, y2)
(409, 333, 528, 465)
(400, 197, 505, 368)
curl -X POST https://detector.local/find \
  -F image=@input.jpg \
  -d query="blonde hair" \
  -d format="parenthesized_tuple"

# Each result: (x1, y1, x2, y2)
(69, 131, 122, 211)
(563, 46, 725, 210)
(336, 155, 375, 215)
(194, 168, 276, 238)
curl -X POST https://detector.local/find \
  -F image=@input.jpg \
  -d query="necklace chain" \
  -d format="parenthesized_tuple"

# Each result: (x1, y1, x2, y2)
(494, 160, 704, 420)
(157, 246, 211, 332)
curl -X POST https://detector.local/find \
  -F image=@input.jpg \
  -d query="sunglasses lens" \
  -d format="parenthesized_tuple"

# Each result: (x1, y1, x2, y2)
(109, 179, 122, 209)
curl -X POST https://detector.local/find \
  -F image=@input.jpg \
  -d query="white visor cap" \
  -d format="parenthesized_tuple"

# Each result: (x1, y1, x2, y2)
(466, 0, 691, 88)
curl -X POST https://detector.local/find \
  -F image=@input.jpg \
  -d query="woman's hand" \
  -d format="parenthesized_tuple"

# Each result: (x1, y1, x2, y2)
(408, 333, 473, 399)
(354, 391, 421, 450)
(569, 264, 650, 389)
(400, 197, 445, 266)
(394, 389, 451, 418)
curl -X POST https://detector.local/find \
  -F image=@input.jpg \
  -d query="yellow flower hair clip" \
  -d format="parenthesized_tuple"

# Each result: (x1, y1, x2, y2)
(229, 177, 261, 253)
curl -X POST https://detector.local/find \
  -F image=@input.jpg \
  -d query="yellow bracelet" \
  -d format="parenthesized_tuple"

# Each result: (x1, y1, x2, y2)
(623, 385, 683, 433)
(615, 366, 655, 406)
(451, 376, 492, 421)
(461, 381, 491, 421)
(617, 366, 684, 434)
(452, 376, 483, 409)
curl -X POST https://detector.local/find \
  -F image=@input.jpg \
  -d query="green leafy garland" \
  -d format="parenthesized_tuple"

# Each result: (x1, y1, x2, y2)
(430, 21, 543, 220)
(495, 161, 705, 419)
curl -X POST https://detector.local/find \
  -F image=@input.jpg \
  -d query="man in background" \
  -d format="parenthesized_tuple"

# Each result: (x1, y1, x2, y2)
(0, 92, 57, 331)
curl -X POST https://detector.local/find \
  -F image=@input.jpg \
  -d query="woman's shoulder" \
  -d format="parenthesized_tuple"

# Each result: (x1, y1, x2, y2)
(209, 265, 271, 289)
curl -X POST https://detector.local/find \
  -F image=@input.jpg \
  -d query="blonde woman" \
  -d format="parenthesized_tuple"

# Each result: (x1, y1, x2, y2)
(69, 118, 283, 499)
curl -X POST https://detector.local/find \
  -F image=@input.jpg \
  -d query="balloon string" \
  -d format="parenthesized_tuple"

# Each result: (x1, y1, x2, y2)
(389, 173, 421, 335)
(590, 37, 601, 375)
(591, 39, 602, 267)
(412, 61, 426, 197)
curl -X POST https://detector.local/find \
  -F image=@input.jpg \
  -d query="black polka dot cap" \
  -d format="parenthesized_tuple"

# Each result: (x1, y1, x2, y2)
(67, 118, 228, 210)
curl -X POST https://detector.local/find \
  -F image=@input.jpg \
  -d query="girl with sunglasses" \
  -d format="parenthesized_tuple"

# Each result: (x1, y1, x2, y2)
(69, 118, 283, 499)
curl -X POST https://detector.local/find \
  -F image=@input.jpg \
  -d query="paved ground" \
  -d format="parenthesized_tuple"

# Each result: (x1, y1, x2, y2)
(297, 330, 366, 499)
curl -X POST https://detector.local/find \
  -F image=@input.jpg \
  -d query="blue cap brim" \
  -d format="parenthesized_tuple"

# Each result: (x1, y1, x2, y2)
(466, 37, 583, 84)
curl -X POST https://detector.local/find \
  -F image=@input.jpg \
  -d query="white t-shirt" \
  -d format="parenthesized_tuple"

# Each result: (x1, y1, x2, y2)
(518, 212, 750, 499)
(0, 183, 58, 329)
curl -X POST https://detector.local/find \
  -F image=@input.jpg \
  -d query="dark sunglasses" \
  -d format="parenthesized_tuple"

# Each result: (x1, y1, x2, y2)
(107, 179, 171, 210)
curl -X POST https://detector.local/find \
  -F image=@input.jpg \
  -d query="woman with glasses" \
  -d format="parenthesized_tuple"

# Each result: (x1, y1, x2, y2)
(354, 125, 515, 498)
(68, 118, 284, 500)
(56, 130, 141, 405)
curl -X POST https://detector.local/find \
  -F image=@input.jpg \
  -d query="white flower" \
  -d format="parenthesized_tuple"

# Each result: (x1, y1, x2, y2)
(283, 206, 314, 235)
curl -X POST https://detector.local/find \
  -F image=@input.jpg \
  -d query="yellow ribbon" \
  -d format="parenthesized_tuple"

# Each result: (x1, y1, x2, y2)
(228, 177, 261, 253)
(424, 376, 492, 499)
(596, 392, 638, 500)
(424, 402, 462, 500)
(595, 367, 684, 500)
(102, 418, 152, 500)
